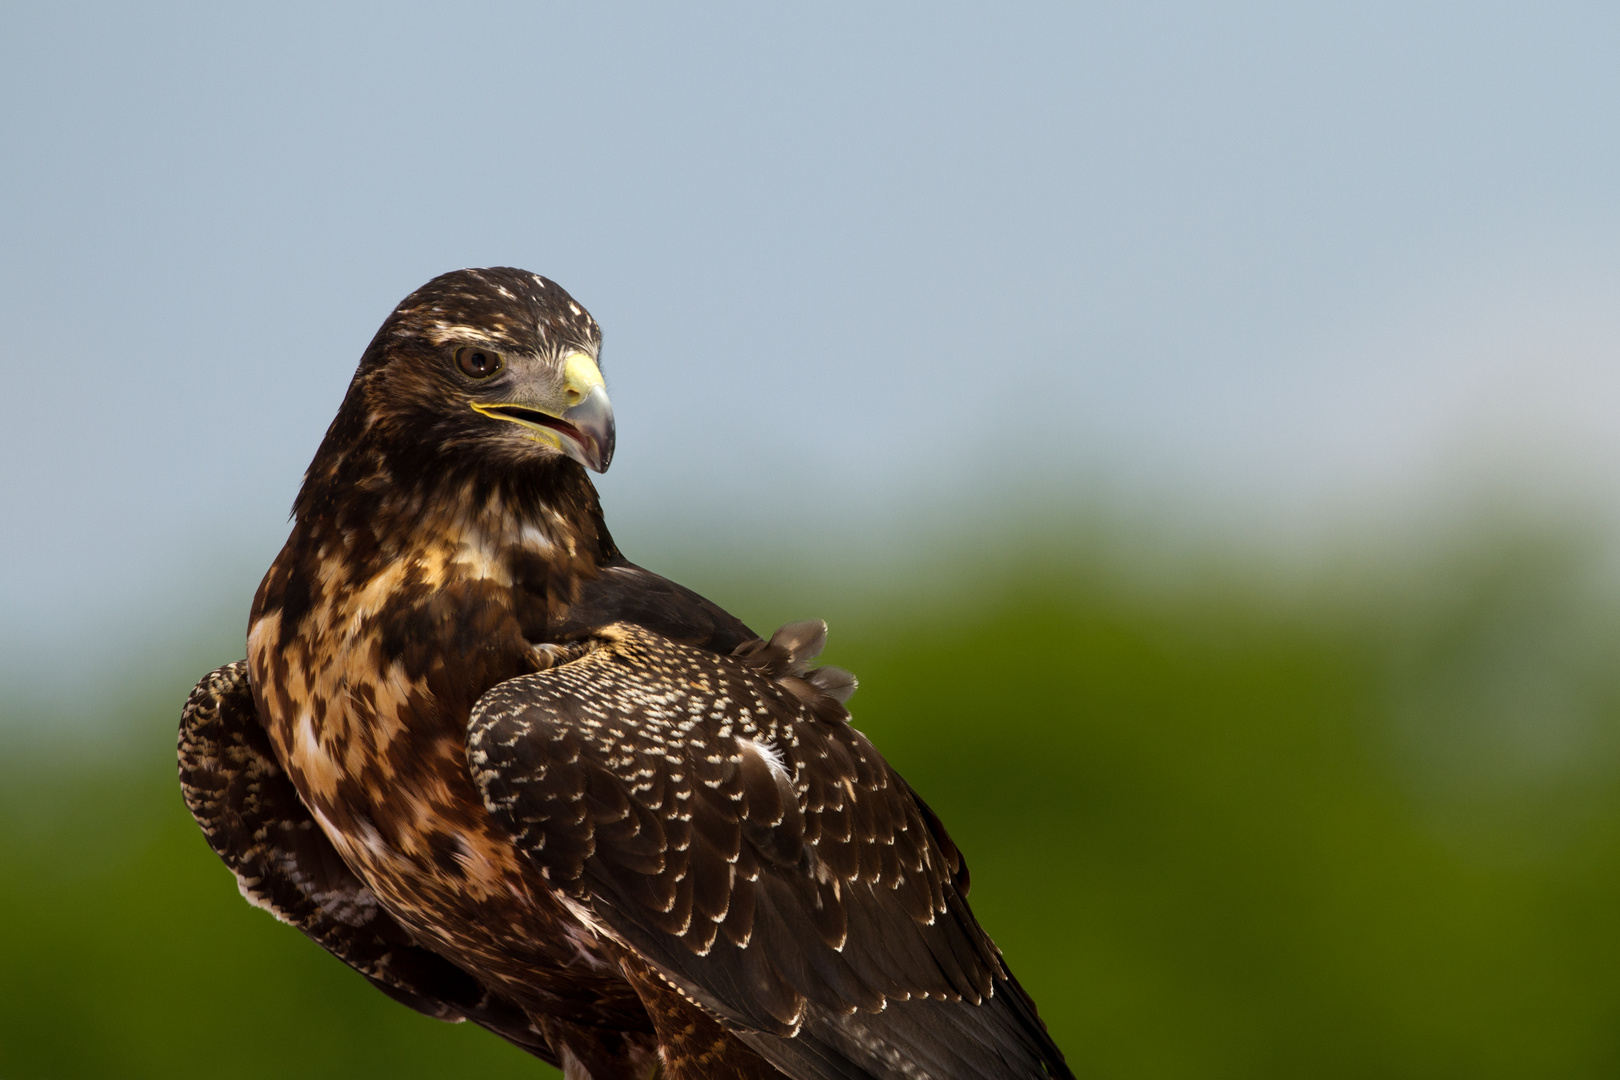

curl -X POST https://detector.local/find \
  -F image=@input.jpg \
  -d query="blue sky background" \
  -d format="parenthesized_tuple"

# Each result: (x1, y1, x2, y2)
(4, 2, 1620, 702)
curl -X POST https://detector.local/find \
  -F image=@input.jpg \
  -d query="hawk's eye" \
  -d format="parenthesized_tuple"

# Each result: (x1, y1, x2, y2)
(455, 346, 504, 379)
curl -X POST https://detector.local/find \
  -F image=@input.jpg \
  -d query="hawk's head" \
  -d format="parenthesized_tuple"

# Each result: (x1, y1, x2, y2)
(340, 267, 615, 475)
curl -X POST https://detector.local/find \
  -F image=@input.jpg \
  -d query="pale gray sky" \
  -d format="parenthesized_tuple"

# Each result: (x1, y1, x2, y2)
(4, 3, 1620, 697)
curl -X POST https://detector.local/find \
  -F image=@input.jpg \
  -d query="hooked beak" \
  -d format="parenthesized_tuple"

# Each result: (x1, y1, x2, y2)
(555, 383, 615, 472)
(469, 353, 617, 472)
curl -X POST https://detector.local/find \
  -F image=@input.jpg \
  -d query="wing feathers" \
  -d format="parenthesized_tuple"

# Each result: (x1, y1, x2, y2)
(468, 624, 1071, 1080)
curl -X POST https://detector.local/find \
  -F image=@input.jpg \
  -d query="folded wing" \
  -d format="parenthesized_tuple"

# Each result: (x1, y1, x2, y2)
(467, 623, 1072, 1080)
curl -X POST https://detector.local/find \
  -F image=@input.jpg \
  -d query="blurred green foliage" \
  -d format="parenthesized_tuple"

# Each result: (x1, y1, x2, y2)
(7, 526, 1620, 1077)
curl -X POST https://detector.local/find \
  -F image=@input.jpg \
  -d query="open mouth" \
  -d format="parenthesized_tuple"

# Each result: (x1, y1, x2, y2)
(478, 404, 585, 445)
(470, 386, 614, 473)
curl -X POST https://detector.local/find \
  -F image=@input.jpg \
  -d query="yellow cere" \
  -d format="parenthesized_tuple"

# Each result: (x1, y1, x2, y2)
(561, 352, 604, 405)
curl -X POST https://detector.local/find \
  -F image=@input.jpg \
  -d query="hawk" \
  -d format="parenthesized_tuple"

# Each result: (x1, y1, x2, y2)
(178, 268, 1072, 1080)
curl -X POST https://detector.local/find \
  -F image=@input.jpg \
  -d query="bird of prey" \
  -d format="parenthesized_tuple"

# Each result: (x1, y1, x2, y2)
(178, 267, 1072, 1080)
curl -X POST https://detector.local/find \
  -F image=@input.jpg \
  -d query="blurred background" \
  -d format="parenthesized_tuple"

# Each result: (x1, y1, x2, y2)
(5, 2, 1620, 1076)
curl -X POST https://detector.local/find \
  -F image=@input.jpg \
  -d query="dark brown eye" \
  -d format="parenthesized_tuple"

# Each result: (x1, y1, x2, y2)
(455, 345, 504, 379)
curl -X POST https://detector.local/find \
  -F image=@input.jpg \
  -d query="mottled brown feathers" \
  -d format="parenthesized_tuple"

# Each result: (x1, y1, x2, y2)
(176, 661, 560, 1061)
(180, 268, 1071, 1080)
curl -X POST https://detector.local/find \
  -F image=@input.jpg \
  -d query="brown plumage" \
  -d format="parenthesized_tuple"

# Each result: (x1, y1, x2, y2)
(178, 267, 1071, 1080)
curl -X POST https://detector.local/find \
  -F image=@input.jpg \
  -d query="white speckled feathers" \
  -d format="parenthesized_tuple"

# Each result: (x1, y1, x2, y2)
(468, 621, 1066, 1080)
(184, 266, 1070, 1080)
